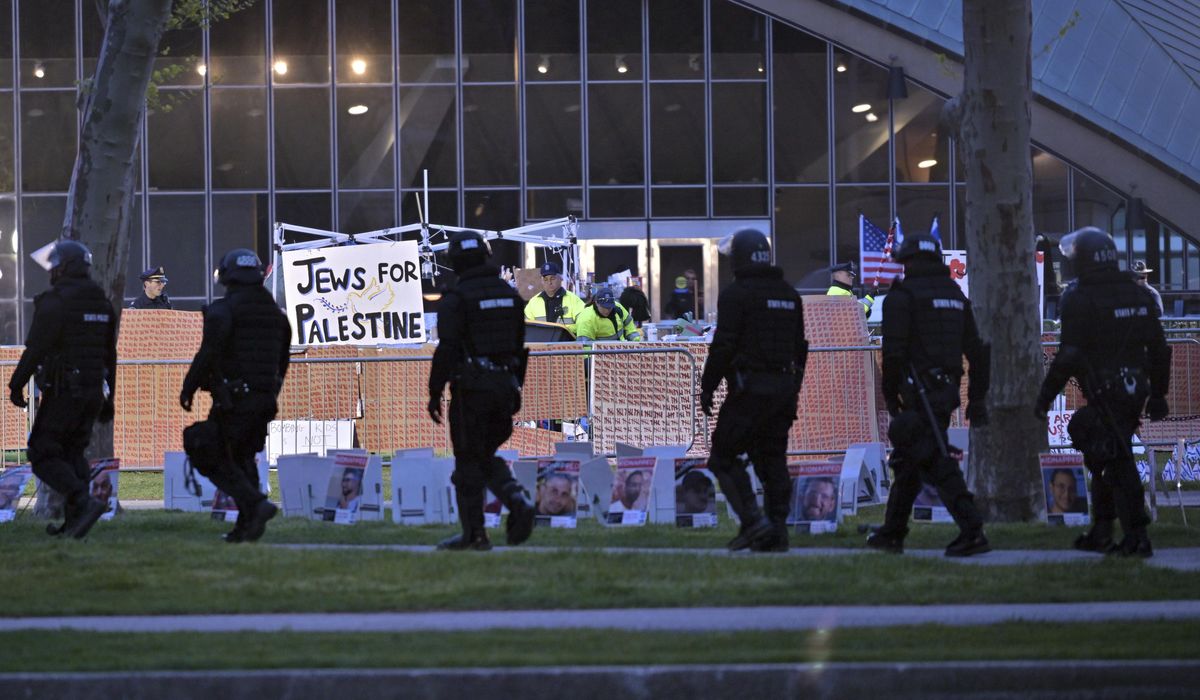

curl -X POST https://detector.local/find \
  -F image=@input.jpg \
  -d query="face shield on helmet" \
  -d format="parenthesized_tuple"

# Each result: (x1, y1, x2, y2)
(32, 239, 93, 280)
(892, 233, 942, 263)
(718, 229, 771, 270)
(1058, 227, 1117, 278)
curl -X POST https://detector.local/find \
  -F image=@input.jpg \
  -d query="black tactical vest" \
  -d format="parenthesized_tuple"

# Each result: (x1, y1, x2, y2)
(219, 285, 289, 392)
(454, 269, 523, 359)
(896, 272, 969, 374)
(1066, 273, 1157, 382)
(732, 268, 803, 372)
(51, 277, 115, 388)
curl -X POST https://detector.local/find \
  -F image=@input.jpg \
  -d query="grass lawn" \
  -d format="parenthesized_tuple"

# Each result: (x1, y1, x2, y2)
(0, 510, 1197, 617)
(0, 622, 1197, 672)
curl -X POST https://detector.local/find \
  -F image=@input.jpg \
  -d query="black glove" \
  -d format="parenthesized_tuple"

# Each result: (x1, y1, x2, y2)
(700, 390, 714, 417)
(179, 390, 193, 412)
(98, 399, 115, 424)
(9, 385, 26, 409)
(1146, 395, 1169, 421)
(966, 402, 988, 427)
(427, 395, 443, 424)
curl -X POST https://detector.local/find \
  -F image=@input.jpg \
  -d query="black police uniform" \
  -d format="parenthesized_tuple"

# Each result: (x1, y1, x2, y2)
(181, 252, 290, 542)
(700, 230, 808, 552)
(130, 292, 171, 309)
(1036, 232, 1170, 557)
(9, 242, 116, 538)
(873, 249, 990, 556)
(428, 237, 535, 550)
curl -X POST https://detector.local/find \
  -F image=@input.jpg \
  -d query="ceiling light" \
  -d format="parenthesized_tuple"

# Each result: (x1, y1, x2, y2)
(615, 55, 628, 74)
(756, 61, 764, 73)
(918, 159, 937, 169)
(852, 103, 871, 113)
(347, 104, 369, 115)
(273, 60, 288, 76)
(351, 58, 367, 75)
(196, 63, 207, 77)
(33, 62, 45, 79)
(836, 64, 846, 73)
(865, 113, 878, 122)
(536, 55, 550, 74)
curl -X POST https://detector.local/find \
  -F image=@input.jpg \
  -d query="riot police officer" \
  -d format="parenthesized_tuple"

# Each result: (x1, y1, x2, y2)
(869, 232, 992, 557)
(180, 249, 290, 543)
(700, 229, 808, 552)
(428, 231, 536, 550)
(1035, 227, 1170, 558)
(9, 240, 116, 539)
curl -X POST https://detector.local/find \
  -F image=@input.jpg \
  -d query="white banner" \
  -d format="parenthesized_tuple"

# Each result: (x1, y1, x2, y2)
(282, 242, 426, 345)
(942, 250, 1044, 322)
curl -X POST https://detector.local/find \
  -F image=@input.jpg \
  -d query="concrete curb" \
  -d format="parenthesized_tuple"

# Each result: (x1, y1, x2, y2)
(1, 661, 1198, 699)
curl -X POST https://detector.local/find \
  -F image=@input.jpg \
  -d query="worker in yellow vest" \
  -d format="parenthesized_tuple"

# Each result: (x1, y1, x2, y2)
(524, 261, 585, 335)
(825, 261, 873, 316)
(575, 287, 641, 342)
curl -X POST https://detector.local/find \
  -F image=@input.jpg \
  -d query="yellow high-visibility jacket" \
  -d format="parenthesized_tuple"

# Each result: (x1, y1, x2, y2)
(825, 284, 874, 315)
(574, 303, 641, 342)
(524, 290, 586, 334)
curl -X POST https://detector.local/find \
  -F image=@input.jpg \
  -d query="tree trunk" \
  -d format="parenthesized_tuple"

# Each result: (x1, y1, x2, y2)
(958, 0, 1045, 521)
(60, 0, 172, 467)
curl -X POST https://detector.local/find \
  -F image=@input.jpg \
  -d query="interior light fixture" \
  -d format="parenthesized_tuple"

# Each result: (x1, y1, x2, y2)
(836, 64, 846, 73)
(273, 59, 288, 76)
(33, 62, 45, 79)
(11, 230, 18, 254)
(851, 103, 871, 113)
(865, 112, 878, 122)
(351, 58, 367, 75)
(917, 159, 937, 169)
(536, 55, 550, 74)
(196, 63, 207, 77)
(347, 104, 369, 115)
(615, 55, 628, 74)
(756, 61, 764, 73)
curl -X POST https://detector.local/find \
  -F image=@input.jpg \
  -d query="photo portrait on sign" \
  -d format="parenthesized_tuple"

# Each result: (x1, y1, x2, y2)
(788, 476, 838, 524)
(89, 458, 121, 521)
(0, 466, 32, 516)
(326, 466, 364, 514)
(607, 457, 654, 525)
(674, 458, 717, 527)
(535, 460, 580, 520)
(1043, 466, 1089, 515)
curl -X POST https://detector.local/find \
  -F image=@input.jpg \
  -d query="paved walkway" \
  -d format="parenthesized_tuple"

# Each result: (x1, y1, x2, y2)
(2, 600, 1199, 634)
(276, 543, 1200, 571)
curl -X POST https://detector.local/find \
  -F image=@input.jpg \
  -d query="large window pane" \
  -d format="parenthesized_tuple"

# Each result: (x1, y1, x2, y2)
(21, 92, 76, 192)
(21, 196, 66, 299)
(588, 83, 643, 185)
(587, 0, 641, 81)
(465, 189, 519, 230)
(400, 86, 456, 188)
(212, 193, 270, 267)
(834, 56, 889, 183)
(897, 185, 949, 243)
(648, 0, 703, 80)
(712, 83, 765, 184)
(340, 191, 395, 233)
(148, 91, 204, 190)
(0, 197, 15, 301)
(1073, 170, 1123, 234)
(650, 84, 705, 185)
(275, 88, 332, 189)
(589, 187, 644, 218)
(337, 0, 392, 84)
(276, 192, 332, 231)
(401, 189, 457, 226)
(895, 88, 950, 183)
(527, 188, 583, 221)
(462, 85, 518, 186)
(0, 0, 12, 89)
(462, 0, 516, 82)
(651, 187, 705, 217)
(338, 88, 394, 189)
(774, 186, 830, 289)
(525, 0, 580, 82)
(153, 25, 204, 87)
(834, 186, 889, 272)
(398, 0, 455, 83)
(710, 0, 765, 79)
(274, 0, 329, 84)
(149, 195, 205, 298)
(713, 187, 767, 217)
(211, 89, 268, 189)
(773, 24, 828, 183)
(0, 93, 12, 191)
(20, 1, 73, 87)
(526, 84, 581, 186)
(1032, 148, 1068, 235)
(210, 1, 266, 85)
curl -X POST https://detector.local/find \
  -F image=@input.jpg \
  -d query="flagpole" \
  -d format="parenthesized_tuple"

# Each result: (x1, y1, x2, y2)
(871, 217, 896, 293)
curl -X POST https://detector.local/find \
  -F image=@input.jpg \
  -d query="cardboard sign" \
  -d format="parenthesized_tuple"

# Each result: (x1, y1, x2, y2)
(535, 459, 580, 528)
(282, 241, 426, 345)
(788, 461, 842, 534)
(673, 458, 718, 528)
(606, 457, 654, 526)
(1039, 452, 1091, 526)
(212, 490, 239, 522)
(324, 452, 368, 524)
(267, 420, 354, 465)
(0, 466, 33, 522)
(89, 458, 121, 521)
(1047, 409, 1075, 447)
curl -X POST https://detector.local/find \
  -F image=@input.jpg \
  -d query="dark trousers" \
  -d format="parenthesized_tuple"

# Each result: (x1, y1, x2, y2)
(1078, 401, 1148, 531)
(28, 391, 104, 505)
(706, 390, 796, 526)
(193, 392, 277, 510)
(448, 381, 524, 531)
(880, 406, 982, 539)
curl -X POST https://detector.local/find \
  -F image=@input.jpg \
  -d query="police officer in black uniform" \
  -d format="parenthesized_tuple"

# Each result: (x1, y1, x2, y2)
(868, 232, 992, 557)
(180, 249, 290, 543)
(428, 231, 536, 551)
(9, 240, 117, 539)
(700, 229, 808, 552)
(130, 266, 172, 309)
(1035, 227, 1170, 558)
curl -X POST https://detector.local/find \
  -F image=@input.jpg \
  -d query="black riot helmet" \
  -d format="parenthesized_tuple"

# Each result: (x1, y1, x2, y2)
(447, 230, 490, 274)
(892, 232, 942, 263)
(47, 239, 93, 280)
(1058, 227, 1117, 277)
(216, 248, 265, 286)
(718, 228, 772, 270)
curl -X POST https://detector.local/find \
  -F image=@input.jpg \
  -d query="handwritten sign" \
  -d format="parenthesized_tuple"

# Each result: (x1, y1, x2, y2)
(282, 241, 426, 346)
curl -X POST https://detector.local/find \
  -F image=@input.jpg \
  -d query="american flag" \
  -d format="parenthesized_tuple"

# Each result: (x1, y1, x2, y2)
(860, 214, 903, 286)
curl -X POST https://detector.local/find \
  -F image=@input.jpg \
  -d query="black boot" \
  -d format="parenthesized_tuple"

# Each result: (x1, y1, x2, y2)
(866, 531, 905, 554)
(437, 527, 493, 551)
(240, 499, 278, 542)
(750, 520, 789, 552)
(944, 529, 991, 557)
(1073, 519, 1114, 553)
(61, 492, 107, 540)
(1110, 526, 1153, 559)
(440, 487, 493, 551)
(727, 515, 773, 551)
(502, 487, 536, 546)
(223, 509, 249, 543)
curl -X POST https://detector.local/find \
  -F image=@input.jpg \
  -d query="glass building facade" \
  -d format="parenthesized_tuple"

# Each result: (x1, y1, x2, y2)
(0, 0, 1195, 341)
